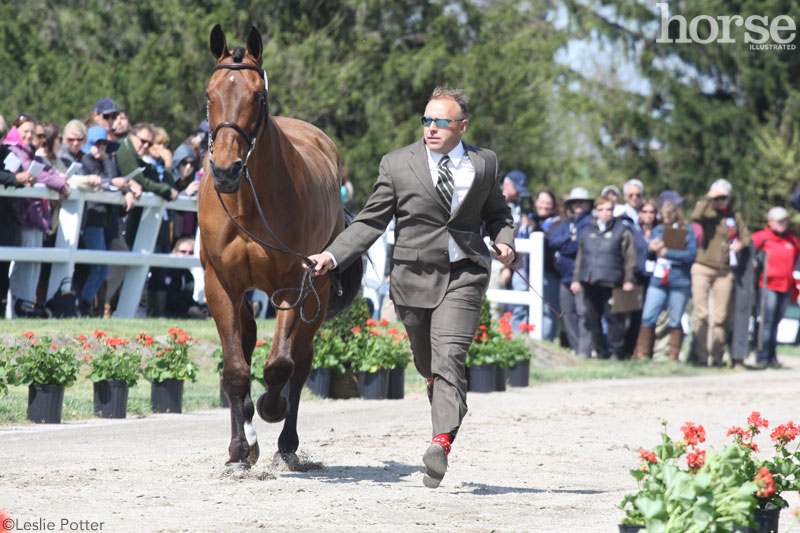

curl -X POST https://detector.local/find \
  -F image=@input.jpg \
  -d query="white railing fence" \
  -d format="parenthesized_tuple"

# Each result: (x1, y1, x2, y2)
(0, 185, 543, 333)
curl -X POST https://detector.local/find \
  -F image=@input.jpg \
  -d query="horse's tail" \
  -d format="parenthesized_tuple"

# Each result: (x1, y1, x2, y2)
(324, 209, 364, 320)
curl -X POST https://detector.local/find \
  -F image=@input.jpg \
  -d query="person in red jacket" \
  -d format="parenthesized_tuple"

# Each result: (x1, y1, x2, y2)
(751, 207, 800, 367)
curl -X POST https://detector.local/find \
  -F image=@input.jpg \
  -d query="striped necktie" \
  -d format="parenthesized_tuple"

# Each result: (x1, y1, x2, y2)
(435, 155, 454, 210)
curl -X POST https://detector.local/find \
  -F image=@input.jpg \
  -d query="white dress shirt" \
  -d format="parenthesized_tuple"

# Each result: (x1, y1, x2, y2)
(324, 142, 475, 268)
(426, 142, 475, 262)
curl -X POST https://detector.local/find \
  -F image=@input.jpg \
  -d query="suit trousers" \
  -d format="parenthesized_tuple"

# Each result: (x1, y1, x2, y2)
(395, 261, 487, 440)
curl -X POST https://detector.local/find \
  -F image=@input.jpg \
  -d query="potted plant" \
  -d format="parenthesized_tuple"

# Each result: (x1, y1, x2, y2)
(309, 328, 345, 398)
(619, 412, 800, 533)
(322, 295, 370, 399)
(15, 331, 82, 423)
(507, 321, 535, 388)
(140, 328, 199, 413)
(467, 303, 504, 393)
(0, 345, 20, 396)
(349, 319, 393, 400)
(81, 331, 141, 419)
(384, 325, 410, 400)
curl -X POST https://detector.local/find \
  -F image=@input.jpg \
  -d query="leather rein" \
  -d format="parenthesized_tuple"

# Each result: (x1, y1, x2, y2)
(207, 62, 339, 323)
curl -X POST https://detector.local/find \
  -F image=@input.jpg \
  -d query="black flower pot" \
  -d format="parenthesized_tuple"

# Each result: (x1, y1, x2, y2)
(306, 367, 333, 399)
(93, 379, 129, 418)
(219, 376, 229, 408)
(508, 359, 531, 388)
(468, 363, 496, 393)
(495, 366, 507, 392)
(357, 369, 389, 400)
(387, 367, 405, 399)
(618, 525, 645, 533)
(733, 507, 780, 533)
(27, 383, 65, 424)
(151, 378, 184, 413)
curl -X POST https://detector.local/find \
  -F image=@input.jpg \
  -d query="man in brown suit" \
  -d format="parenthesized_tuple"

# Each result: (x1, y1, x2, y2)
(306, 87, 515, 488)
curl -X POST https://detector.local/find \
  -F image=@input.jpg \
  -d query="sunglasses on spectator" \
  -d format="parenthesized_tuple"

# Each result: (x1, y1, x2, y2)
(103, 112, 120, 120)
(713, 196, 729, 201)
(627, 192, 642, 197)
(179, 159, 196, 167)
(421, 116, 464, 128)
(133, 134, 152, 147)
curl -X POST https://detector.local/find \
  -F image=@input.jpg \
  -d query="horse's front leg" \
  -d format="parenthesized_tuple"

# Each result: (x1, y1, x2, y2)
(206, 268, 256, 470)
(256, 308, 294, 424)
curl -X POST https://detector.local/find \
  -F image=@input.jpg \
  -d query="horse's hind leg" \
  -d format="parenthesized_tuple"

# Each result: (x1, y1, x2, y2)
(206, 267, 256, 470)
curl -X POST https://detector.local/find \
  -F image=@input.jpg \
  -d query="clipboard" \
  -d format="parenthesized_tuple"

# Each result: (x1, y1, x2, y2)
(610, 285, 644, 314)
(662, 227, 687, 250)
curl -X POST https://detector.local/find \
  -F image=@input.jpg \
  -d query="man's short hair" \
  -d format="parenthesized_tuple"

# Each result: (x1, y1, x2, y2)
(623, 179, 645, 195)
(130, 122, 154, 138)
(429, 87, 469, 119)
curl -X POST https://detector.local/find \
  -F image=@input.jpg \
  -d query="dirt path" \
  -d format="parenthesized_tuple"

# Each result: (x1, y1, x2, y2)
(2, 361, 799, 533)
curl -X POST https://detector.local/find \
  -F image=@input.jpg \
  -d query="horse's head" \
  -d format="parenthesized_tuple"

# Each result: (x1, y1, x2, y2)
(206, 24, 268, 194)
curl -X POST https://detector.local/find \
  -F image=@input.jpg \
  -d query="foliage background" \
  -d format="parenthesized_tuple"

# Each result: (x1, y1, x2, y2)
(1, 0, 797, 224)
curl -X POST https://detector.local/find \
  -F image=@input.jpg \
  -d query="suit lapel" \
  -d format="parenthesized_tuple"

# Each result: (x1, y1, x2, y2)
(408, 138, 450, 214)
(450, 143, 487, 221)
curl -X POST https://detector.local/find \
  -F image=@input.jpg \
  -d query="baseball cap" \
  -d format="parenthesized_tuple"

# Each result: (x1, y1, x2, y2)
(94, 97, 119, 115)
(82, 125, 120, 154)
(659, 190, 685, 206)
(768, 207, 789, 221)
(504, 170, 529, 195)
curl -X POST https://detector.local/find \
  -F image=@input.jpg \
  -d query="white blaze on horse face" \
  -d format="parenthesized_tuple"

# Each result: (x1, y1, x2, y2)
(244, 421, 258, 446)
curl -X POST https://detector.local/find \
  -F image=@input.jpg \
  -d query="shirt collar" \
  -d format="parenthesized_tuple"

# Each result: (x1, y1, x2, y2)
(426, 141, 466, 168)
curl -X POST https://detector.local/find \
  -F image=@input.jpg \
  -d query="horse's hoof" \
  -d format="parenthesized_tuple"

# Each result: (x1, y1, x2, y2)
(272, 451, 300, 471)
(247, 441, 260, 467)
(256, 390, 290, 423)
(224, 462, 251, 473)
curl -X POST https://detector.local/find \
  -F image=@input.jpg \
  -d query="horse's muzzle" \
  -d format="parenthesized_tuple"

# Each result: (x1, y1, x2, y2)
(210, 160, 244, 194)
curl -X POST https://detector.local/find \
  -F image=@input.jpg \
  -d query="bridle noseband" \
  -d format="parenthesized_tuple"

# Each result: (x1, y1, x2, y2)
(206, 62, 268, 163)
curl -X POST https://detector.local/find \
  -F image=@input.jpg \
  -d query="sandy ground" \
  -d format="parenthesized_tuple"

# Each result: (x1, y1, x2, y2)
(1, 360, 799, 533)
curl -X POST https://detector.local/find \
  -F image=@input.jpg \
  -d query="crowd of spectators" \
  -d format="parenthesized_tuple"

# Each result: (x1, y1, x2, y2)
(0, 98, 210, 319)
(499, 171, 800, 369)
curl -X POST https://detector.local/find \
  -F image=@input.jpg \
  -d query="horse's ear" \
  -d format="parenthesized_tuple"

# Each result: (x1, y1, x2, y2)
(246, 26, 263, 64)
(210, 24, 229, 60)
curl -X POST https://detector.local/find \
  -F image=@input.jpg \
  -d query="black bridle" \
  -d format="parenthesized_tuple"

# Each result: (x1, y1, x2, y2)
(207, 62, 268, 163)
(207, 62, 340, 323)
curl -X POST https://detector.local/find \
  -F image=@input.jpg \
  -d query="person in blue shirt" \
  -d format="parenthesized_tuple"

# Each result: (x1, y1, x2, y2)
(548, 187, 594, 356)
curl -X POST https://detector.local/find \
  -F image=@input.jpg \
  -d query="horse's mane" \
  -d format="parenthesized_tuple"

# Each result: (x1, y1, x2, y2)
(232, 46, 246, 62)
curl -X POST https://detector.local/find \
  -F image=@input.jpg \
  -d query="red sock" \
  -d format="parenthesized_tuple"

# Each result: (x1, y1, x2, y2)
(432, 433, 452, 455)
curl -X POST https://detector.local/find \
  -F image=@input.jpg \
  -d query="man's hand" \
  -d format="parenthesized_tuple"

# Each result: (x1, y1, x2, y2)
(303, 253, 334, 277)
(15, 171, 33, 187)
(570, 281, 581, 295)
(128, 179, 143, 198)
(492, 243, 515, 265)
(123, 191, 135, 212)
(622, 281, 634, 292)
(184, 180, 201, 197)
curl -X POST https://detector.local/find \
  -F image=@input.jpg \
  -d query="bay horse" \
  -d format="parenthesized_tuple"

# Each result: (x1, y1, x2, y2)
(198, 24, 361, 470)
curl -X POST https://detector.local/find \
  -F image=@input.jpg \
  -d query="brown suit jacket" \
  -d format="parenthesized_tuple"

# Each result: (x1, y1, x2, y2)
(327, 138, 514, 308)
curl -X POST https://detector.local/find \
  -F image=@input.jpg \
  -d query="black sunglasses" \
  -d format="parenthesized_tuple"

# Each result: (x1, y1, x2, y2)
(133, 134, 152, 147)
(421, 116, 464, 128)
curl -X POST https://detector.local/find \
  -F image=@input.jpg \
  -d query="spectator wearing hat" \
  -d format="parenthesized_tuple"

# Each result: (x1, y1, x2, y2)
(633, 200, 697, 361)
(571, 195, 638, 360)
(601, 185, 626, 217)
(5, 114, 70, 316)
(91, 97, 120, 131)
(690, 178, 751, 366)
(751, 207, 800, 368)
(171, 143, 201, 241)
(548, 187, 594, 355)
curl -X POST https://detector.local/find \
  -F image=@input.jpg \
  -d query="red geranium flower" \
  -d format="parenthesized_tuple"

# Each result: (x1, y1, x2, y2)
(638, 448, 658, 463)
(681, 422, 706, 446)
(387, 327, 400, 335)
(350, 326, 362, 334)
(93, 329, 107, 339)
(771, 421, 800, 445)
(748, 411, 769, 430)
(686, 449, 705, 471)
(365, 318, 378, 327)
(21, 331, 34, 339)
(50, 344, 58, 350)
(75, 333, 88, 342)
(379, 318, 390, 326)
(754, 466, 776, 498)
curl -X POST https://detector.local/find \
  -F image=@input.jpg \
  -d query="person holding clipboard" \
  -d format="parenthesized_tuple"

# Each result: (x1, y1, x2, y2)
(633, 199, 697, 361)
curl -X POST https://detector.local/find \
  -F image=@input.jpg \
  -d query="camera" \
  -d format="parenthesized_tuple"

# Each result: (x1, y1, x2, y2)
(519, 193, 533, 215)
